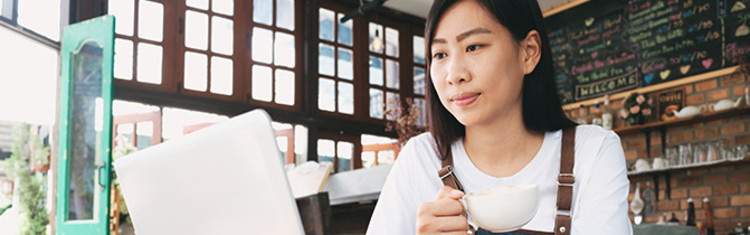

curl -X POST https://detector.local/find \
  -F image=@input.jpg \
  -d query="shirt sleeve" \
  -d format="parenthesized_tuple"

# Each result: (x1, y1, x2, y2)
(572, 131, 633, 235)
(366, 139, 422, 235)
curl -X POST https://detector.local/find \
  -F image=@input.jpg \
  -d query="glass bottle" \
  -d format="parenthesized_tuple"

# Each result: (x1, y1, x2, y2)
(630, 182, 644, 224)
(643, 181, 655, 217)
(602, 94, 613, 130)
(686, 198, 696, 226)
(577, 104, 587, 125)
(592, 101, 603, 126)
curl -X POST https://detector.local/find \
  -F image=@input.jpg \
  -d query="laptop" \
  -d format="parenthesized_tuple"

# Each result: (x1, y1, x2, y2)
(114, 110, 305, 234)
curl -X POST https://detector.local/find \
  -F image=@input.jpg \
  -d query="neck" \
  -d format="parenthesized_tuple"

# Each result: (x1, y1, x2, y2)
(463, 106, 544, 177)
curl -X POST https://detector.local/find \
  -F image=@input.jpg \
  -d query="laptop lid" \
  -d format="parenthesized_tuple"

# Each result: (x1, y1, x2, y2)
(114, 110, 304, 234)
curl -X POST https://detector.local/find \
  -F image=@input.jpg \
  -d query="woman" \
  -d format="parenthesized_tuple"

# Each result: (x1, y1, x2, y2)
(366, 0, 631, 234)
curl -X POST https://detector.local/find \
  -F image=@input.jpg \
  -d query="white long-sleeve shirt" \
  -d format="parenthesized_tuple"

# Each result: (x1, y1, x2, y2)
(366, 125, 633, 234)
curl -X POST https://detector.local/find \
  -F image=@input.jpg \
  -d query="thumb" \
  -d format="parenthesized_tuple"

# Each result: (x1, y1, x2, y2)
(436, 186, 464, 200)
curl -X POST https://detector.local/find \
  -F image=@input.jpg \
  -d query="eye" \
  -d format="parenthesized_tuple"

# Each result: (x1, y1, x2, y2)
(432, 52, 447, 60)
(466, 44, 483, 52)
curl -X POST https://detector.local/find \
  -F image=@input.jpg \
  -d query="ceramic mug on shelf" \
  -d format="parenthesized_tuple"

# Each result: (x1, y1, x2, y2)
(459, 184, 540, 233)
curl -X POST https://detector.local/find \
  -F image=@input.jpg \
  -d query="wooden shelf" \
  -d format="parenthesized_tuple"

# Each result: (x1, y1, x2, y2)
(627, 158, 749, 177)
(614, 105, 750, 136)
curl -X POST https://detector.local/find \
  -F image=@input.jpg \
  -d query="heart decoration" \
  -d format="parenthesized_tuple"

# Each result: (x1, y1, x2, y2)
(585, 17, 595, 27)
(644, 73, 655, 84)
(660, 69, 671, 79)
(702, 58, 713, 69)
(591, 51, 599, 59)
(680, 65, 690, 74)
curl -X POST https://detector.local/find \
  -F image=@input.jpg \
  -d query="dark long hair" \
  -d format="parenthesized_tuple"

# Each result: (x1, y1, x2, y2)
(424, 0, 576, 159)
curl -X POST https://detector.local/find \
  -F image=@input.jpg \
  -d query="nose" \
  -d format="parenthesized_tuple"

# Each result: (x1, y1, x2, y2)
(445, 56, 471, 85)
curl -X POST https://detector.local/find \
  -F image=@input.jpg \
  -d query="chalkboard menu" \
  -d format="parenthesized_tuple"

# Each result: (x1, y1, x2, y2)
(546, 0, 750, 104)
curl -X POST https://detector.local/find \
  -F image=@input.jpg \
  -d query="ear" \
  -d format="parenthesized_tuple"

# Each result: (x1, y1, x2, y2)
(520, 30, 542, 75)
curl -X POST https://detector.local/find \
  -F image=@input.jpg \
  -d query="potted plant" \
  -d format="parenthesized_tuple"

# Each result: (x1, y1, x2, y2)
(619, 92, 654, 125)
(29, 132, 50, 173)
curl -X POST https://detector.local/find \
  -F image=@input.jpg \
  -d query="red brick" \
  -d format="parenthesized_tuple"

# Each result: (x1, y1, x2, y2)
(735, 86, 746, 97)
(627, 139, 647, 149)
(715, 208, 738, 219)
(714, 221, 730, 232)
(697, 80, 718, 92)
(729, 172, 750, 183)
(737, 135, 750, 145)
(742, 207, 750, 218)
(709, 196, 730, 207)
(715, 184, 738, 196)
(732, 195, 750, 206)
(721, 73, 746, 87)
(671, 131, 694, 143)
(671, 188, 688, 199)
(691, 186, 713, 197)
(711, 165, 735, 173)
(680, 176, 702, 187)
(704, 174, 727, 184)
(686, 94, 706, 105)
(690, 168, 709, 175)
(721, 123, 746, 135)
(625, 150, 638, 161)
(695, 127, 719, 139)
(708, 88, 731, 101)
(741, 183, 750, 194)
(659, 200, 680, 211)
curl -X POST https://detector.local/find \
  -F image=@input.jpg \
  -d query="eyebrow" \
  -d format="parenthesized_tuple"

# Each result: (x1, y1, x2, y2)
(432, 28, 492, 45)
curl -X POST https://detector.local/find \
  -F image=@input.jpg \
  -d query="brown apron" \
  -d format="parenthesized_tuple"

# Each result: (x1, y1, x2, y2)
(437, 127, 576, 235)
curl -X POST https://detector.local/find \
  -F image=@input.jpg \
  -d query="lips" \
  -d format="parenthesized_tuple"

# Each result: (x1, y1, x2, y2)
(450, 93, 480, 106)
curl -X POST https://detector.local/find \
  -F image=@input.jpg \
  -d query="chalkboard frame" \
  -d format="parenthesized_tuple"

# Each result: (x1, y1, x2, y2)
(542, 0, 742, 110)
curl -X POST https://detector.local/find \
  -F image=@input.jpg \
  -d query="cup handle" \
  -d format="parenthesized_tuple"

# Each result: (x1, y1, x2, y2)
(458, 198, 479, 234)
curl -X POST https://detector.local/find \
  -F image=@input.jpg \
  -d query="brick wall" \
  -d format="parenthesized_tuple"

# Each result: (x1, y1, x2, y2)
(597, 72, 749, 233)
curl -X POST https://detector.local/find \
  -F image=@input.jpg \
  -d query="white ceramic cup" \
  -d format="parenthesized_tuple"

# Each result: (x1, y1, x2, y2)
(459, 184, 540, 233)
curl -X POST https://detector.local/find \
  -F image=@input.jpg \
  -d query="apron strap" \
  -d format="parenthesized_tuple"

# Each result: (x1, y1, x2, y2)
(436, 127, 577, 235)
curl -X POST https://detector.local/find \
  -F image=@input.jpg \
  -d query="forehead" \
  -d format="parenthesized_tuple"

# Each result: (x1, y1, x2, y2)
(433, 0, 499, 39)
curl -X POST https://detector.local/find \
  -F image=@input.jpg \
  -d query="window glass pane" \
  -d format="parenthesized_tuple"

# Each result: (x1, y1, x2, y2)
(210, 56, 233, 95)
(274, 32, 295, 68)
(338, 82, 353, 115)
(319, 8, 335, 41)
(413, 36, 426, 64)
(369, 22, 383, 53)
(362, 152, 375, 168)
(277, 0, 294, 30)
(318, 43, 334, 76)
(252, 27, 273, 63)
(109, 0, 134, 36)
(369, 89, 383, 119)
(185, 10, 208, 50)
(414, 98, 426, 126)
(211, 16, 233, 55)
(317, 139, 335, 165)
(337, 13, 352, 46)
(212, 0, 233, 16)
(414, 67, 425, 95)
(252, 65, 272, 101)
(337, 48, 353, 80)
(253, 0, 273, 25)
(114, 39, 133, 80)
(17, 0, 60, 40)
(337, 142, 353, 172)
(138, 0, 163, 42)
(318, 78, 335, 112)
(275, 69, 295, 105)
(378, 150, 395, 165)
(186, 0, 208, 10)
(369, 56, 383, 86)
(386, 59, 399, 89)
(184, 52, 208, 92)
(136, 42, 162, 84)
(162, 107, 228, 140)
(385, 27, 399, 57)
(386, 92, 399, 121)
(135, 122, 154, 150)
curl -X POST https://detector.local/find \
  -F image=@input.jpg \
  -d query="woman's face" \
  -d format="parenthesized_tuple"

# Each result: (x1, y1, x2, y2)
(430, 0, 535, 127)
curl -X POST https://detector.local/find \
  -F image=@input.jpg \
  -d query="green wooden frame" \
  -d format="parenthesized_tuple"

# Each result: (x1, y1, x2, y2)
(56, 15, 114, 235)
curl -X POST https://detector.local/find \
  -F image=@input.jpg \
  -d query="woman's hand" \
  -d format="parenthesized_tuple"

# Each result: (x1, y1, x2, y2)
(416, 186, 470, 234)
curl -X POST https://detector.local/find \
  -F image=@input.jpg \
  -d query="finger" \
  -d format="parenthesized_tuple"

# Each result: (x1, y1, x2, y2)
(431, 198, 465, 216)
(436, 186, 464, 200)
(434, 215, 470, 233)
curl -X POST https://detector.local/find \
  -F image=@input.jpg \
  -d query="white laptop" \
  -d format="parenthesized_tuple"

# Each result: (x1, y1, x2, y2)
(114, 110, 305, 235)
